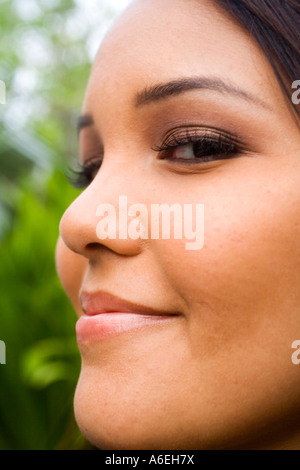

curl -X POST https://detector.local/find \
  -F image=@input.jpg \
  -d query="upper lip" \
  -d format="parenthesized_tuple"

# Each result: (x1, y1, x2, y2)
(80, 290, 176, 317)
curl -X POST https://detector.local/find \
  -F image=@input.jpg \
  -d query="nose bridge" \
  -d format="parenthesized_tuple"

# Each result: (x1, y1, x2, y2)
(59, 164, 148, 257)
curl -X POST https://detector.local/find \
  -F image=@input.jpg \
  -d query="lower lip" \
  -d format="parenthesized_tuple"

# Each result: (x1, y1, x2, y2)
(76, 313, 175, 342)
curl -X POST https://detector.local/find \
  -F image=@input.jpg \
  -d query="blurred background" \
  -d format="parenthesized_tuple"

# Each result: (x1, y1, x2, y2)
(0, 0, 129, 450)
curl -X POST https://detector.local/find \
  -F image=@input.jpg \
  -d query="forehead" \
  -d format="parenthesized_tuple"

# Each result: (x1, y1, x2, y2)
(84, 0, 278, 116)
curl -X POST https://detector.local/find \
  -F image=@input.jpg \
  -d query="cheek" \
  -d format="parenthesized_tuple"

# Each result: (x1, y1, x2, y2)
(154, 182, 300, 350)
(55, 237, 88, 313)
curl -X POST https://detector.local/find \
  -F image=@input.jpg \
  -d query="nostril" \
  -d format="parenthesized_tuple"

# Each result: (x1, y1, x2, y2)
(86, 242, 103, 250)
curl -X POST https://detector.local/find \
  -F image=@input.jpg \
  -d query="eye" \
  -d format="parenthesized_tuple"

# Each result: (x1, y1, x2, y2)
(67, 158, 102, 189)
(153, 128, 241, 164)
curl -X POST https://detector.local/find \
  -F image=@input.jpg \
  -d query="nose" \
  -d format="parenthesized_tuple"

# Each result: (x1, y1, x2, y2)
(59, 170, 147, 260)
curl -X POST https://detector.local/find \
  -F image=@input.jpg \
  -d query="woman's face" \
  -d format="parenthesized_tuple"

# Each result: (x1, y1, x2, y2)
(56, 0, 300, 450)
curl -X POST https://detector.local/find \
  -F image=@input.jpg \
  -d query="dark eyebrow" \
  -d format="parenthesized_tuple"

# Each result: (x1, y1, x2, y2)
(135, 76, 272, 110)
(77, 113, 94, 134)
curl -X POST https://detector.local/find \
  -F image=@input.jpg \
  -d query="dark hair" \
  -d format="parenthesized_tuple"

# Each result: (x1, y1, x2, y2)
(214, 0, 300, 117)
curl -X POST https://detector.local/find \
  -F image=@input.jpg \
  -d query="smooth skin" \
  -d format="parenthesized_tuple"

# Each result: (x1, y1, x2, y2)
(56, 0, 300, 449)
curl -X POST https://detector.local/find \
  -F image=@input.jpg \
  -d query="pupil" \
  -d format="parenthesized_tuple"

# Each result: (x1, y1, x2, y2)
(193, 140, 218, 158)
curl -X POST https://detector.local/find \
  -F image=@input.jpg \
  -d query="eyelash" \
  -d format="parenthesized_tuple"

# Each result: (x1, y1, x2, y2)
(152, 128, 240, 163)
(69, 128, 241, 189)
(68, 159, 102, 189)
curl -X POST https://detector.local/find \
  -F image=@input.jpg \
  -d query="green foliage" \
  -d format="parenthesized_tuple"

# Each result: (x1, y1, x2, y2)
(0, 170, 92, 449)
(0, 0, 122, 450)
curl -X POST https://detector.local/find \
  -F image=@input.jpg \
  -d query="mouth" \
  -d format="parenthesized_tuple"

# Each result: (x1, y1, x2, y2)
(76, 290, 178, 342)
